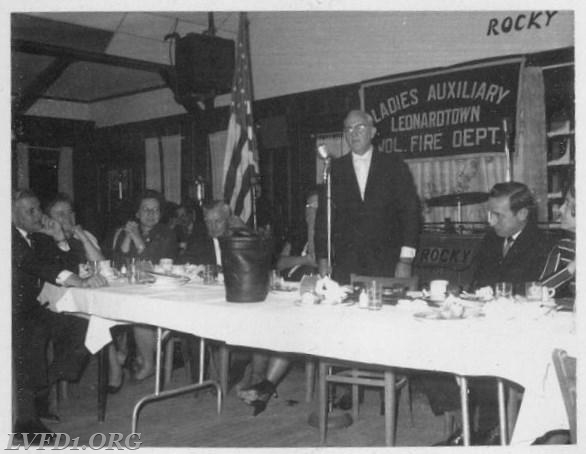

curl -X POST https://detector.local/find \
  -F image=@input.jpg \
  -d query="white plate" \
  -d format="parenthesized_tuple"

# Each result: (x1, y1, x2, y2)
(146, 271, 190, 287)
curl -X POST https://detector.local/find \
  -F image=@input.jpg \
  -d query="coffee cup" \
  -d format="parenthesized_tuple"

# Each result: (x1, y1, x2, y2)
(171, 265, 185, 276)
(525, 282, 555, 302)
(429, 280, 449, 301)
(159, 258, 173, 274)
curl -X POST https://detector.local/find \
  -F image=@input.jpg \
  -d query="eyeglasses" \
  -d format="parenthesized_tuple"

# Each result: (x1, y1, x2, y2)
(305, 203, 318, 209)
(141, 208, 160, 214)
(343, 123, 369, 135)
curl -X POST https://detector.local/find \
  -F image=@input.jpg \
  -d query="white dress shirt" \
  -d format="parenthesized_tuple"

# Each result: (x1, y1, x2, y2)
(352, 148, 373, 200)
(213, 238, 222, 266)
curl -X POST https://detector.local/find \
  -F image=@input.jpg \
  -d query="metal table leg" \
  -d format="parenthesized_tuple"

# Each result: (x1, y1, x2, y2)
(97, 347, 108, 422)
(131, 327, 222, 433)
(459, 376, 471, 446)
(497, 378, 507, 445)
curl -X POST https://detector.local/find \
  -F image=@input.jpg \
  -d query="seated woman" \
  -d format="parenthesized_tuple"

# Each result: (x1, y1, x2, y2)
(237, 188, 320, 416)
(110, 190, 178, 382)
(539, 180, 575, 296)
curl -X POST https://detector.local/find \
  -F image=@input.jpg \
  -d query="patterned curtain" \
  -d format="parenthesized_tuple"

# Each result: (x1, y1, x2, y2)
(407, 153, 506, 225)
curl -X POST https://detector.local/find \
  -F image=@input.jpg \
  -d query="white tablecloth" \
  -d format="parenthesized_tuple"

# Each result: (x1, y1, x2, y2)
(38, 281, 575, 445)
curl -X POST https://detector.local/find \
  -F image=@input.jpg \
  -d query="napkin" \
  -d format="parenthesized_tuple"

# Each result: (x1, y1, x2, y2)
(314, 276, 351, 304)
(84, 316, 119, 354)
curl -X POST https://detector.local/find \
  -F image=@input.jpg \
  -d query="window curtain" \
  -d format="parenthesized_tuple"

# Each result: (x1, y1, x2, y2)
(58, 147, 73, 197)
(514, 66, 547, 221)
(145, 135, 182, 204)
(208, 130, 228, 200)
(15, 142, 29, 189)
(14, 143, 73, 198)
(407, 153, 507, 224)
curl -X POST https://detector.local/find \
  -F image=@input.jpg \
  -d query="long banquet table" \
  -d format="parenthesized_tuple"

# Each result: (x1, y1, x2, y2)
(39, 280, 575, 445)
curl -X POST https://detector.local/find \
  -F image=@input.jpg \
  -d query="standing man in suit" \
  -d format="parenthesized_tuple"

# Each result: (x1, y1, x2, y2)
(12, 189, 106, 441)
(315, 110, 421, 283)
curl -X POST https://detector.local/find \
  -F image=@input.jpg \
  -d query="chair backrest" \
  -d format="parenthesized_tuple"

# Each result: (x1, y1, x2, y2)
(552, 348, 576, 443)
(350, 274, 419, 293)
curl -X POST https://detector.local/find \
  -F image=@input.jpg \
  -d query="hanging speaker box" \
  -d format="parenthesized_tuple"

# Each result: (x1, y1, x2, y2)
(174, 33, 235, 96)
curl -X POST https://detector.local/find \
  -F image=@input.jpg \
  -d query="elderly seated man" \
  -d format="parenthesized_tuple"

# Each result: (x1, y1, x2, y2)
(45, 192, 104, 264)
(178, 199, 247, 265)
(12, 189, 107, 443)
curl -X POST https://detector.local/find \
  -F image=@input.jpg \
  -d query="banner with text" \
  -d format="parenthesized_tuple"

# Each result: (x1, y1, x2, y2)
(361, 59, 522, 159)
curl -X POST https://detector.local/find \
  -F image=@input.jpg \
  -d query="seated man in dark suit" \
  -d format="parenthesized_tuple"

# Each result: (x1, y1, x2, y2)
(178, 200, 247, 265)
(12, 189, 107, 442)
(425, 182, 552, 445)
(471, 181, 552, 293)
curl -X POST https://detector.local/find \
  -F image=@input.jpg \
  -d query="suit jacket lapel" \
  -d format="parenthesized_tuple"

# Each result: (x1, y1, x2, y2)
(341, 154, 362, 203)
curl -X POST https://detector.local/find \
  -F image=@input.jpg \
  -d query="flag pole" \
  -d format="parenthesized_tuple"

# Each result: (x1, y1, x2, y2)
(243, 13, 258, 231)
(222, 12, 260, 229)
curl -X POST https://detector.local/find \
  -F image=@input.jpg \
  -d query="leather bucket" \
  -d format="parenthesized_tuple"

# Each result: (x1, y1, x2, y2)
(219, 233, 272, 302)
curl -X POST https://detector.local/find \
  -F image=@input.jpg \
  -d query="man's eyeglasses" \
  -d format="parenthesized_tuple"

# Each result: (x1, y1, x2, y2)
(305, 202, 318, 209)
(343, 123, 369, 135)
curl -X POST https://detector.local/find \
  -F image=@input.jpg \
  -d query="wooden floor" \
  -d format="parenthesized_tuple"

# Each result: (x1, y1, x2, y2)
(46, 354, 448, 448)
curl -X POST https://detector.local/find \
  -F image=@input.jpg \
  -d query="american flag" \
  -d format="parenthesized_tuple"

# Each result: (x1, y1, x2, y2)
(223, 12, 259, 225)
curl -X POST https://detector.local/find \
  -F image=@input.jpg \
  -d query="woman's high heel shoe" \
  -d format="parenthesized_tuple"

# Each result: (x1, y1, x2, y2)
(238, 379, 277, 416)
(107, 372, 125, 394)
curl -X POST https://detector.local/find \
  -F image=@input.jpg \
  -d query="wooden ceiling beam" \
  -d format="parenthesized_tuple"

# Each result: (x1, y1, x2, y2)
(13, 39, 171, 73)
(13, 56, 73, 115)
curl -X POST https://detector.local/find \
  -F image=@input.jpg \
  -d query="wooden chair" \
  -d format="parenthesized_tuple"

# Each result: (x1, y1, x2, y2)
(162, 333, 197, 388)
(552, 348, 576, 443)
(317, 274, 419, 446)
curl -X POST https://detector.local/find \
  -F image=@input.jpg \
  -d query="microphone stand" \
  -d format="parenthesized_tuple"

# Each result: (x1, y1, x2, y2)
(322, 157, 332, 277)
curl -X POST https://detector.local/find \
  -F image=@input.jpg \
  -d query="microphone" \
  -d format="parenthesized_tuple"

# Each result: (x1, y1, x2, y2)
(317, 144, 329, 160)
(317, 145, 331, 183)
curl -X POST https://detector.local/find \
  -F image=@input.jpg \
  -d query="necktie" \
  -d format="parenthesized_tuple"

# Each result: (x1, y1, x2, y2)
(503, 236, 514, 257)
(24, 232, 33, 249)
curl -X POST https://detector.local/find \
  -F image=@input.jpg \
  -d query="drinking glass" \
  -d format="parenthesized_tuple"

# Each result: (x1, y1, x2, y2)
(203, 264, 217, 284)
(368, 280, 382, 310)
(495, 281, 513, 299)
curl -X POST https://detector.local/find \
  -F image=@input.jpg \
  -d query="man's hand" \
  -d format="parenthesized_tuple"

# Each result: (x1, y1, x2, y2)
(39, 215, 67, 242)
(72, 225, 88, 242)
(83, 274, 109, 288)
(63, 273, 108, 288)
(304, 252, 316, 267)
(394, 261, 412, 278)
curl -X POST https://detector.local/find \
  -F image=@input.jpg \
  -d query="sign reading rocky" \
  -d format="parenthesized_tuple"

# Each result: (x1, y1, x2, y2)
(361, 60, 522, 159)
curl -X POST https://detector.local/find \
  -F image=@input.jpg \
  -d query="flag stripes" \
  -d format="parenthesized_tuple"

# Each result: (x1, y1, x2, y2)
(222, 12, 258, 225)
